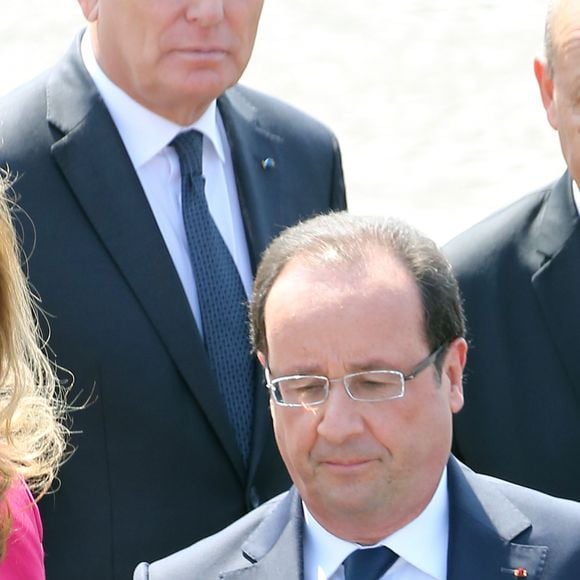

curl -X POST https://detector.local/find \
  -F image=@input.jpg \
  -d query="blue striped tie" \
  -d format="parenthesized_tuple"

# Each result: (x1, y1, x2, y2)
(172, 130, 253, 464)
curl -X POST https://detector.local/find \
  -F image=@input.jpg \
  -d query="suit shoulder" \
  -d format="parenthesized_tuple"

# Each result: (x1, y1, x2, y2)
(142, 492, 289, 579)
(486, 472, 580, 514)
(224, 85, 339, 143)
(446, 184, 551, 256)
(0, 70, 48, 119)
(444, 180, 558, 277)
(476, 470, 580, 538)
(456, 464, 580, 569)
(0, 71, 51, 163)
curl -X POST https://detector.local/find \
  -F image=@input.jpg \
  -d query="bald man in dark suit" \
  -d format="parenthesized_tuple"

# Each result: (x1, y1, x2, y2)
(446, 0, 580, 501)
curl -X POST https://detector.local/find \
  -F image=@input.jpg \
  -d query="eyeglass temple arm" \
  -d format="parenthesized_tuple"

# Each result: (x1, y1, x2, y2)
(404, 343, 447, 380)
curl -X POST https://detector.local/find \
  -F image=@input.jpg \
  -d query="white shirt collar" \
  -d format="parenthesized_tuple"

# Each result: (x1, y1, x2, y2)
(303, 467, 449, 580)
(571, 177, 580, 217)
(80, 30, 226, 169)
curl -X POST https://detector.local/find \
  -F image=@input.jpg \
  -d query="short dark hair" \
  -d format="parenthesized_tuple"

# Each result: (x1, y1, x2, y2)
(250, 212, 465, 359)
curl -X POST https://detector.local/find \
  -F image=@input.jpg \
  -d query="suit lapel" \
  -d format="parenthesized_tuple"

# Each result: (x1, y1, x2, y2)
(530, 173, 580, 400)
(447, 458, 548, 580)
(45, 38, 245, 479)
(218, 88, 284, 269)
(222, 488, 304, 579)
(217, 89, 289, 479)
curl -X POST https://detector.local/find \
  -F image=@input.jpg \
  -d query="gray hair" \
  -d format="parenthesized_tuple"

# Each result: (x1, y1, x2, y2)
(543, 0, 578, 76)
(545, 0, 558, 75)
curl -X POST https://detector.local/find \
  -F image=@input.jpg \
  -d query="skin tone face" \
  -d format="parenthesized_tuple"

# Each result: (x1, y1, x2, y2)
(77, 0, 264, 125)
(535, 0, 580, 186)
(258, 248, 466, 545)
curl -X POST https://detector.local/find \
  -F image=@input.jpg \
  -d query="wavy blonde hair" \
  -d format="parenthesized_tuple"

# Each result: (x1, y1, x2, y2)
(0, 175, 68, 557)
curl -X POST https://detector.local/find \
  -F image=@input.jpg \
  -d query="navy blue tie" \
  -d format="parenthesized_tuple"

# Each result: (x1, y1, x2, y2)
(343, 546, 399, 579)
(172, 130, 253, 463)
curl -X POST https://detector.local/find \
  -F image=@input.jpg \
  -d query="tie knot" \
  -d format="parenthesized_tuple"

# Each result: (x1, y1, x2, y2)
(343, 546, 398, 580)
(172, 129, 204, 176)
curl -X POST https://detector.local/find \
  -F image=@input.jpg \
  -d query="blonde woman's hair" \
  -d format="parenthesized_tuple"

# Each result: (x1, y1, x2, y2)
(0, 174, 68, 557)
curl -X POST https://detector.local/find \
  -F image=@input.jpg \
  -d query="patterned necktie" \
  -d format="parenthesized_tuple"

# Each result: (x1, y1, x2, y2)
(343, 546, 399, 580)
(172, 129, 253, 464)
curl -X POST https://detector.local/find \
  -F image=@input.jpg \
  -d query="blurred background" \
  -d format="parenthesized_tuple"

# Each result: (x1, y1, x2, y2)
(0, 0, 562, 244)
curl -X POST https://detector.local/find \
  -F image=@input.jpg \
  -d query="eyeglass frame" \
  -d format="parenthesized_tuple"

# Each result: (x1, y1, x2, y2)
(264, 343, 448, 408)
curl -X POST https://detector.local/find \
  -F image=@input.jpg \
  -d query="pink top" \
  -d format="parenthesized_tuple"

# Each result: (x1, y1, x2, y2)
(0, 480, 44, 579)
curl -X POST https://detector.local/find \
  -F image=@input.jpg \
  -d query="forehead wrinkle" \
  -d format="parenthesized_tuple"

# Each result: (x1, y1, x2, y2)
(557, 30, 580, 62)
(551, 1, 580, 62)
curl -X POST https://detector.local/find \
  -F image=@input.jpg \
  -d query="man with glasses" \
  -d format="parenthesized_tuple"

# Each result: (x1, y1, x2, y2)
(135, 212, 580, 579)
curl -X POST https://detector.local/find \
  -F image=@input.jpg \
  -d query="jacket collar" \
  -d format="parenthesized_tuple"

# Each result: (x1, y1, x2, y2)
(222, 488, 304, 579)
(224, 460, 550, 579)
(529, 171, 580, 405)
(533, 171, 579, 261)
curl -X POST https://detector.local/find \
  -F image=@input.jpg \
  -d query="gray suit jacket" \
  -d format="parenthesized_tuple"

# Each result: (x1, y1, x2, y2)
(0, 35, 346, 580)
(134, 458, 580, 579)
(445, 172, 580, 501)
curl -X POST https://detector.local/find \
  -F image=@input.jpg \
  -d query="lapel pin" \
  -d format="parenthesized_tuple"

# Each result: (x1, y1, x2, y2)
(260, 157, 276, 170)
(513, 569, 528, 578)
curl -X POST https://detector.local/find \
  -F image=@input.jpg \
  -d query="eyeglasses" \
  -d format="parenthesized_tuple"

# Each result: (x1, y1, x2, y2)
(265, 344, 446, 408)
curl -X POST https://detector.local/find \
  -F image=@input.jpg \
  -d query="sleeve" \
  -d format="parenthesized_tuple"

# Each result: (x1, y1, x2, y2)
(0, 479, 45, 580)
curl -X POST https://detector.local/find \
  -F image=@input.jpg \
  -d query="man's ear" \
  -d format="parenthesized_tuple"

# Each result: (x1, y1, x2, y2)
(257, 351, 267, 368)
(78, 0, 99, 22)
(442, 338, 467, 414)
(534, 57, 559, 130)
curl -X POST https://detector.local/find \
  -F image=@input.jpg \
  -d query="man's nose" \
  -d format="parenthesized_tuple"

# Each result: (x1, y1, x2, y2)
(316, 379, 365, 443)
(185, 0, 225, 26)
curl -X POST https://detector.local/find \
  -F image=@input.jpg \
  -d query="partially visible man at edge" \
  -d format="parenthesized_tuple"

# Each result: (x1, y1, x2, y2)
(445, 0, 580, 501)
(0, 0, 346, 578)
(135, 213, 580, 579)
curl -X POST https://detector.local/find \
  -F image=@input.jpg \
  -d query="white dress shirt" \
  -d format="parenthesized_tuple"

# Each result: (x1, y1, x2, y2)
(572, 178, 580, 218)
(303, 468, 449, 580)
(80, 32, 253, 334)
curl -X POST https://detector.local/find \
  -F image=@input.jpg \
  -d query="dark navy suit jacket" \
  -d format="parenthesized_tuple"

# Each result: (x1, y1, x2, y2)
(446, 172, 580, 501)
(0, 35, 346, 580)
